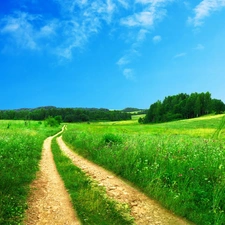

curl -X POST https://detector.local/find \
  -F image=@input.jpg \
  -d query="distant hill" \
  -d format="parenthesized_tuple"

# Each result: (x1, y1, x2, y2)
(12, 106, 110, 112)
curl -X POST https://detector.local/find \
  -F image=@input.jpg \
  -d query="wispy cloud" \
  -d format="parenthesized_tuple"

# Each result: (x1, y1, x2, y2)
(53, 0, 118, 58)
(0, 0, 175, 66)
(152, 35, 162, 43)
(117, 0, 130, 9)
(116, 48, 137, 80)
(123, 68, 135, 80)
(0, 12, 51, 50)
(0, 0, 118, 58)
(173, 52, 186, 59)
(117, 56, 130, 66)
(188, 0, 225, 27)
(117, 0, 174, 77)
(119, 0, 174, 33)
(137, 29, 149, 41)
(116, 29, 147, 80)
(121, 11, 155, 27)
(135, 0, 173, 6)
(194, 43, 205, 50)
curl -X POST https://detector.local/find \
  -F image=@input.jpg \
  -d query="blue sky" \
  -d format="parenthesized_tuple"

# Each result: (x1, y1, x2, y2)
(0, 0, 225, 110)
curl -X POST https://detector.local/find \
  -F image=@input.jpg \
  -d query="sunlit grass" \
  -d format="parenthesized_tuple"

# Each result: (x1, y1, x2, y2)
(0, 120, 61, 225)
(63, 114, 225, 225)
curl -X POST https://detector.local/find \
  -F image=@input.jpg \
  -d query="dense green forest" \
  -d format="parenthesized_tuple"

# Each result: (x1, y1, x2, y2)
(0, 107, 131, 122)
(140, 92, 225, 124)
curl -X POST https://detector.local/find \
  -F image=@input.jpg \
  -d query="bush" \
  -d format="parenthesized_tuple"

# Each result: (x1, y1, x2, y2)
(102, 133, 122, 146)
(45, 116, 60, 127)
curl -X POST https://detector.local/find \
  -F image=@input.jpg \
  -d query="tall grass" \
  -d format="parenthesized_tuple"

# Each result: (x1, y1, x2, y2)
(0, 120, 61, 225)
(51, 137, 134, 225)
(62, 115, 225, 225)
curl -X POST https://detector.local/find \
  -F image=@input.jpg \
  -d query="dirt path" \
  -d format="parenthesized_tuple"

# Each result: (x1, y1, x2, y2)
(24, 129, 80, 225)
(57, 136, 192, 225)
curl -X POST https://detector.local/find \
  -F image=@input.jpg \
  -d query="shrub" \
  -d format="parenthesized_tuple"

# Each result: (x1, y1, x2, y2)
(102, 133, 122, 146)
(45, 116, 60, 127)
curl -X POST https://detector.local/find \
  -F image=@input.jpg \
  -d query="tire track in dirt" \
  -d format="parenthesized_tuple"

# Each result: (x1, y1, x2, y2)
(24, 128, 80, 225)
(57, 136, 192, 225)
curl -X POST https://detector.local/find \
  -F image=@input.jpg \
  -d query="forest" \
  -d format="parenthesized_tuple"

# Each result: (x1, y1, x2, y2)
(141, 92, 225, 124)
(0, 107, 131, 122)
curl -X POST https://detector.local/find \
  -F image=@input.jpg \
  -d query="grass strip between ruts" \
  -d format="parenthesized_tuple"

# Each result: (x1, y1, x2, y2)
(51, 137, 134, 225)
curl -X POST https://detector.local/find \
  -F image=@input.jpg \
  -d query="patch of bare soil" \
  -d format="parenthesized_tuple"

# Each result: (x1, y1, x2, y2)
(24, 131, 80, 225)
(57, 136, 192, 225)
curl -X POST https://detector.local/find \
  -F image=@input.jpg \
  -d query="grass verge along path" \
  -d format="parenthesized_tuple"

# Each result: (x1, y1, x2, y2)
(57, 136, 191, 225)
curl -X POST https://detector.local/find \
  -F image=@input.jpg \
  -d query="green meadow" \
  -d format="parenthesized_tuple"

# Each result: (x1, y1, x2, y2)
(1, 114, 225, 225)
(0, 120, 61, 225)
(63, 114, 225, 225)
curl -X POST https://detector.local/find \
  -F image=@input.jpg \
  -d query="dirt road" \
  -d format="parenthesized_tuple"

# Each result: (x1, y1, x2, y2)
(24, 129, 80, 225)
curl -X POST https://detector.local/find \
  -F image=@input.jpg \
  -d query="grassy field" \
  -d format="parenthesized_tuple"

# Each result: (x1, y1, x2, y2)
(62, 114, 225, 225)
(0, 120, 61, 225)
(1, 115, 225, 224)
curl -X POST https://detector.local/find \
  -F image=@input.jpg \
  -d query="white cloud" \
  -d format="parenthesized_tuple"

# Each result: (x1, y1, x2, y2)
(152, 35, 161, 43)
(120, 0, 174, 28)
(0, 0, 117, 59)
(117, 0, 175, 77)
(135, 0, 170, 5)
(189, 0, 225, 27)
(80, 0, 88, 5)
(38, 21, 57, 38)
(1, 12, 42, 50)
(1, 23, 19, 32)
(123, 68, 135, 80)
(174, 52, 186, 58)
(0, 0, 175, 63)
(194, 43, 205, 50)
(117, 56, 130, 66)
(52, 0, 118, 58)
(120, 6, 167, 28)
(121, 11, 155, 27)
(137, 29, 149, 41)
(117, 0, 130, 8)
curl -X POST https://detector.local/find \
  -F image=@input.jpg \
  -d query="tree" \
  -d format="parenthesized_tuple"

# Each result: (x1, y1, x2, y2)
(194, 96, 201, 117)
(144, 100, 162, 123)
(211, 99, 225, 114)
(55, 115, 63, 124)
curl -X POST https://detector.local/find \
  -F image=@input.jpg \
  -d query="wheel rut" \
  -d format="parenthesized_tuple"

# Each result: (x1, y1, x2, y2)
(57, 136, 192, 225)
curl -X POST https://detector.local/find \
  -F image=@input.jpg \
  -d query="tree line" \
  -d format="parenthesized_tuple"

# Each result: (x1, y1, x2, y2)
(140, 92, 225, 124)
(122, 107, 147, 114)
(0, 107, 131, 122)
